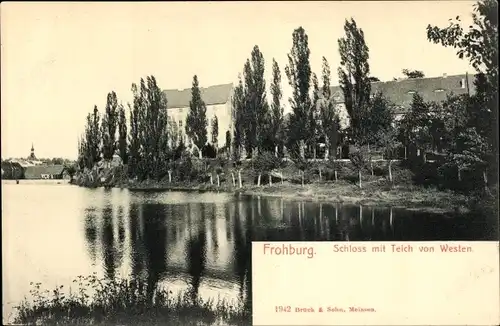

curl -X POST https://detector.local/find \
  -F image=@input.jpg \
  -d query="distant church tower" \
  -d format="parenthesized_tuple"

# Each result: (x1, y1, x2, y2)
(29, 143, 37, 160)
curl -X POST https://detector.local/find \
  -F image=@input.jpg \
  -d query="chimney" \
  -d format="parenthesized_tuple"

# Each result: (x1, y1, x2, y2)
(443, 73, 447, 78)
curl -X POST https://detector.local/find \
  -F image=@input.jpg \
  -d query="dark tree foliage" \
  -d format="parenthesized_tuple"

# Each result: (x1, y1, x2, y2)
(211, 115, 219, 147)
(231, 76, 246, 160)
(128, 83, 141, 177)
(270, 58, 285, 155)
(338, 18, 372, 146)
(186, 75, 208, 158)
(285, 27, 313, 158)
(319, 57, 341, 159)
(427, 0, 498, 190)
(402, 69, 425, 79)
(101, 91, 118, 160)
(240, 46, 270, 156)
(117, 103, 128, 164)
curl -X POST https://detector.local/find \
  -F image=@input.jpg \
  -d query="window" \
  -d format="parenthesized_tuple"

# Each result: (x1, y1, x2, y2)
(460, 78, 466, 89)
(178, 120, 183, 128)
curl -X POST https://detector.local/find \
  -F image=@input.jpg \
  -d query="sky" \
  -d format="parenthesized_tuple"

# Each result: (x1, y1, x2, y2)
(1, 1, 477, 160)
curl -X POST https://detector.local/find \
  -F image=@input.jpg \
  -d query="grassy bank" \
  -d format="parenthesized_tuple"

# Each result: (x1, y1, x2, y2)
(74, 158, 485, 213)
(14, 275, 249, 326)
(125, 178, 469, 214)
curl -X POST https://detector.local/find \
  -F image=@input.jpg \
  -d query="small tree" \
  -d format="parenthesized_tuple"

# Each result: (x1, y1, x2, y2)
(349, 149, 367, 188)
(214, 158, 225, 188)
(64, 164, 77, 181)
(186, 75, 208, 159)
(402, 69, 425, 79)
(254, 151, 280, 186)
(327, 158, 340, 182)
(211, 115, 219, 157)
(400, 93, 433, 162)
(378, 129, 400, 185)
(225, 130, 231, 157)
(449, 128, 490, 190)
(292, 154, 308, 187)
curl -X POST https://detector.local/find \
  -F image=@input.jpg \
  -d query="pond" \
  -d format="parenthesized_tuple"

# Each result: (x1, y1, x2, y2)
(2, 180, 495, 323)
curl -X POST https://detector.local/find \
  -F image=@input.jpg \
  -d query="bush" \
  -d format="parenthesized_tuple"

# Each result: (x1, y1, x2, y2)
(14, 275, 249, 326)
(254, 152, 280, 174)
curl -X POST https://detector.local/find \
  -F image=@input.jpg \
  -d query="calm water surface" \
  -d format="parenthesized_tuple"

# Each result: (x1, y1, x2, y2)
(2, 180, 495, 322)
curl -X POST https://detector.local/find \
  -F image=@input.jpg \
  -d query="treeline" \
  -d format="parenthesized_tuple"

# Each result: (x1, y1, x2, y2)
(77, 0, 497, 193)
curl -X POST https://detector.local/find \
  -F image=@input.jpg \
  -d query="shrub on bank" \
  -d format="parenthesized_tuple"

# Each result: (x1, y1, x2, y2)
(14, 275, 250, 326)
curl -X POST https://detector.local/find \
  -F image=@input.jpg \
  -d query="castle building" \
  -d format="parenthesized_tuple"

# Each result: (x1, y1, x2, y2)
(162, 73, 475, 158)
(163, 83, 234, 151)
(328, 73, 476, 129)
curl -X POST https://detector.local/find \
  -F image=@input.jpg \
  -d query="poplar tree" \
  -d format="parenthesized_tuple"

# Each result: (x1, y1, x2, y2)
(243, 60, 256, 155)
(310, 72, 321, 158)
(128, 82, 142, 178)
(117, 103, 128, 164)
(101, 91, 118, 160)
(250, 46, 270, 154)
(186, 75, 208, 158)
(239, 46, 270, 156)
(338, 18, 372, 146)
(319, 57, 340, 159)
(285, 26, 312, 158)
(85, 105, 101, 167)
(142, 76, 169, 179)
(232, 76, 246, 159)
(270, 58, 284, 156)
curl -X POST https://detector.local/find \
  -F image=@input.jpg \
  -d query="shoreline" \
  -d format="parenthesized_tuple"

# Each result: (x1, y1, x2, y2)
(114, 180, 470, 214)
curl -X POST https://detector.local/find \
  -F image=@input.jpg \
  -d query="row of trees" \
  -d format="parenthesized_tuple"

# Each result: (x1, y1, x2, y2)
(76, 0, 497, 192)
(75, 18, 422, 177)
(229, 19, 404, 163)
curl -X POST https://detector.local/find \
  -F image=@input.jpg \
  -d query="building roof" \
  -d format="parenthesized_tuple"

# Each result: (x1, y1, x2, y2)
(24, 165, 65, 179)
(330, 74, 476, 113)
(163, 83, 233, 109)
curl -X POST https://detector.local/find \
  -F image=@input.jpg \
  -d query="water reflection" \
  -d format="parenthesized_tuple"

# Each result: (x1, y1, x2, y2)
(79, 190, 494, 318)
(4, 180, 497, 325)
(186, 204, 207, 299)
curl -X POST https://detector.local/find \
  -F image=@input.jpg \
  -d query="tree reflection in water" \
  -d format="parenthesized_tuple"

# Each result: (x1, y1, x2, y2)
(81, 191, 493, 323)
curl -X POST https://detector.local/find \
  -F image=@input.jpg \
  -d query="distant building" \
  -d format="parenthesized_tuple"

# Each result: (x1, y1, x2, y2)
(163, 83, 233, 150)
(15, 143, 44, 166)
(328, 73, 476, 128)
(24, 165, 66, 180)
(28, 143, 37, 160)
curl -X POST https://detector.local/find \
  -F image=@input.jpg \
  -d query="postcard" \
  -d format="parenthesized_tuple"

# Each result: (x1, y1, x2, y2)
(2, 1, 498, 325)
